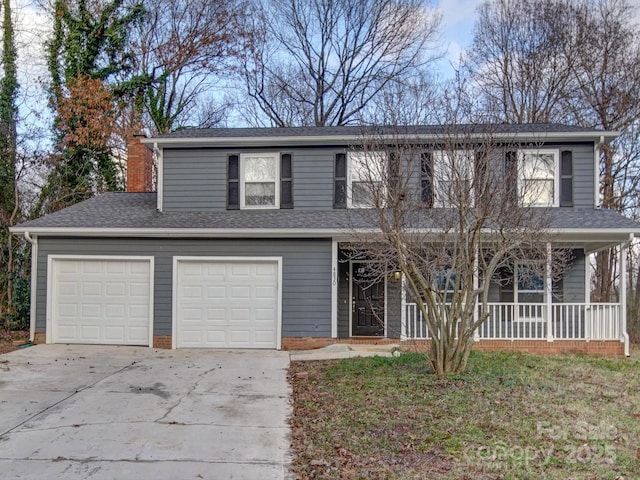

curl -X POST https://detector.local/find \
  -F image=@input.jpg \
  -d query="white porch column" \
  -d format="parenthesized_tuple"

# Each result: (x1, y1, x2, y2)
(473, 249, 480, 342)
(546, 242, 554, 342)
(400, 275, 407, 340)
(585, 250, 592, 340)
(331, 239, 338, 339)
(620, 239, 630, 356)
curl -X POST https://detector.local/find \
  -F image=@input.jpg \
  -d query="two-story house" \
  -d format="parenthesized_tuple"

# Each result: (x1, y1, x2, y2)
(11, 124, 640, 355)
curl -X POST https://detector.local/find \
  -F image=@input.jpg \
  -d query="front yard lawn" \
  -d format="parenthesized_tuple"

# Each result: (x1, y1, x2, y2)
(289, 350, 640, 479)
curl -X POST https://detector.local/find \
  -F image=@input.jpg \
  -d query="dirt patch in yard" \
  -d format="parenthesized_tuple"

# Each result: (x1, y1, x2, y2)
(0, 330, 30, 355)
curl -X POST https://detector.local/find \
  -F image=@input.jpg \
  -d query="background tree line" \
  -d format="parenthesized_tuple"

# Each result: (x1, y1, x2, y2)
(0, 0, 638, 343)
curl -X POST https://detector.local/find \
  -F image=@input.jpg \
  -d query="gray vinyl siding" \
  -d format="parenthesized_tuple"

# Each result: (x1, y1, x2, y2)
(163, 147, 341, 212)
(563, 249, 586, 302)
(163, 148, 226, 211)
(36, 237, 332, 338)
(569, 144, 596, 209)
(386, 280, 402, 339)
(161, 142, 596, 212)
(292, 149, 337, 209)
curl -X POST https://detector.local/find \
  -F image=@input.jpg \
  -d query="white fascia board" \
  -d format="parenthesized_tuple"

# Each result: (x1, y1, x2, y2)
(9, 226, 639, 240)
(8, 227, 361, 238)
(141, 131, 620, 148)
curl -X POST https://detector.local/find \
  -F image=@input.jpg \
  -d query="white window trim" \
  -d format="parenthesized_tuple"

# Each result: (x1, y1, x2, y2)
(239, 152, 280, 210)
(517, 149, 560, 207)
(347, 151, 387, 208)
(432, 150, 475, 208)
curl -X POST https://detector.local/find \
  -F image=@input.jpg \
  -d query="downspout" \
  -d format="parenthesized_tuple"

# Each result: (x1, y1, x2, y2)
(24, 232, 37, 343)
(154, 142, 163, 212)
(595, 136, 604, 208)
(621, 233, 633, 357)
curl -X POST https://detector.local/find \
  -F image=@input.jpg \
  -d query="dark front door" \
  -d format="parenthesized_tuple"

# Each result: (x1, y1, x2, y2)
(351, 262, 385, 336)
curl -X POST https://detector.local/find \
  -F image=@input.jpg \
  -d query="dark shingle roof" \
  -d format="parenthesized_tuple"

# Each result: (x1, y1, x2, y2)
(11, 192, 640, 233)
(157, 123, 601, 140)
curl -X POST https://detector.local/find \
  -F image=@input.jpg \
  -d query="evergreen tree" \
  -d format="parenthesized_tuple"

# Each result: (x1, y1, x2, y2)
(0, 0, 20, 320)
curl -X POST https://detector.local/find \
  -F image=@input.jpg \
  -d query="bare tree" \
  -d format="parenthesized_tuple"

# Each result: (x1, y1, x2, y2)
(240, 0, 442, 127)
(129, 0, 251, 134)
(566, 0, 640, 301)
(345, 126, 570, 375)
(465, 0, 576, 123)
(465, 0, 640, 308)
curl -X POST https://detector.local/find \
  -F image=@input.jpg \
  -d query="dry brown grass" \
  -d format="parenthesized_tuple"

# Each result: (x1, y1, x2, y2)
(290, 349, 640, 479)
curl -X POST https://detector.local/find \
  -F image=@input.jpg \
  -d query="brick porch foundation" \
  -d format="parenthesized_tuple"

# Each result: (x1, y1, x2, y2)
(401, 339, 624, 356)
(283, 337, 625, 356)
(33, 332, 45, 344)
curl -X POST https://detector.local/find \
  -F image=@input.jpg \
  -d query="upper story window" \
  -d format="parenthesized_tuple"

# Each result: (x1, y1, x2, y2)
(518, 149, 559, 207)
(432, 150, 475, 207)
(347, 151, 387, 208)
(240, 153, 280, 209)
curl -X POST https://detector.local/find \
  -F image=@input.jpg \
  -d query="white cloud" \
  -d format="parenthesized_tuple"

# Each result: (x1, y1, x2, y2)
(436, 0, 484, 28)
(432, 0, 483, 77)
(13, 0, 51, 88)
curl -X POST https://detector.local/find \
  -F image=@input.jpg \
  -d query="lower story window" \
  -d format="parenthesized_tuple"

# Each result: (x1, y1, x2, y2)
(516, 263, 544, 303)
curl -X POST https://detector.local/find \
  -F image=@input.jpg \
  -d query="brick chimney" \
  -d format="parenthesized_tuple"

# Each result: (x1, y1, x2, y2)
(127, 134, 154, 192)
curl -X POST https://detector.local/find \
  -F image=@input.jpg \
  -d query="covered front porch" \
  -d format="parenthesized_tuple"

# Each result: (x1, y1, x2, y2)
(399, 233, 632, 355)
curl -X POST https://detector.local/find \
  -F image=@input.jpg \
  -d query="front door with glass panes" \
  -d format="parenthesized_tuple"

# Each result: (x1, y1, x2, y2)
(351, 262, 385, 336)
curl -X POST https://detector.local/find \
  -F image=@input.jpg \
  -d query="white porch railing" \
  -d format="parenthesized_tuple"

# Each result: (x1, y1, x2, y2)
(402, 302, 621, 341)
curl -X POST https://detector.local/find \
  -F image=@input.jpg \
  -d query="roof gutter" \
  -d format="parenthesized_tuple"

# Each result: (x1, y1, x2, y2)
(23, 232, 37, 344)
(142, 131, 620, 148)
(9, 226, 640, 238)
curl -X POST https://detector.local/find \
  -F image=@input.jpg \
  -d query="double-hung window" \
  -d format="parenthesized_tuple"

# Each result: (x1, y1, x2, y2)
(432, 150, 474, 207)
(240, 153, 280, 209)
(515, 262, 545, 303)
(347, 151, 386, 208)
(435, 268, 457, 292)
(518, 150, 559, 207)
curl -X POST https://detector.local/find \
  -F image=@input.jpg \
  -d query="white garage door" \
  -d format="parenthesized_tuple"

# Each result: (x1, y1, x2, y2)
(49, 257, 152, 345)
(175, 259, 280, 349)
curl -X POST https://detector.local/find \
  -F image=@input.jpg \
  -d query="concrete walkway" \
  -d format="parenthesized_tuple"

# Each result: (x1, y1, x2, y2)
(0, 345, 292, 480)
(289, 343, 400, 361)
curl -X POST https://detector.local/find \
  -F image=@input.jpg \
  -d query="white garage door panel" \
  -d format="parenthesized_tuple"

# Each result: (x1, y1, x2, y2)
(51, 259, 151, 345)
(176, 260, 279, 349)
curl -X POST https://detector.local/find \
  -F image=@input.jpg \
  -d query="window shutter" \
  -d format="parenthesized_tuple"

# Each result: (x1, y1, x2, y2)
(334, 152, 346, 209)
(389, 151, 403, 201)
(420, 152, 433, 206)
(560, 150, 573, 207)
(475, 149, 488, 206)
(227, 154, 239, 210)
(280, 153, 293, 209)
(505, 150, 518, 204)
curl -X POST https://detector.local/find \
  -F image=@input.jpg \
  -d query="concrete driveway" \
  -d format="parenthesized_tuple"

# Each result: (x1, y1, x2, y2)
(0, 345, 292, 479)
